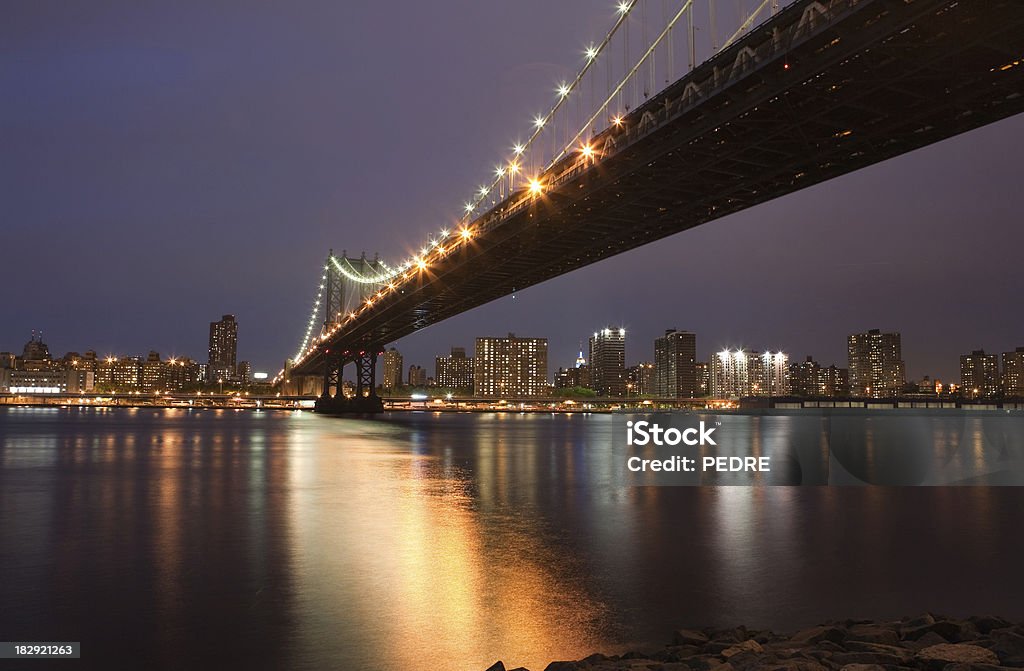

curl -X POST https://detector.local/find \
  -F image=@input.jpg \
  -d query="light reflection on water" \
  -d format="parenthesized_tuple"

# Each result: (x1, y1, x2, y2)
(0, 408, 1023, 671)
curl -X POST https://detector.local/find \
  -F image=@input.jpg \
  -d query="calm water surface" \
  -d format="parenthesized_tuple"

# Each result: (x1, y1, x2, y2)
(1, 407, 1022, 670)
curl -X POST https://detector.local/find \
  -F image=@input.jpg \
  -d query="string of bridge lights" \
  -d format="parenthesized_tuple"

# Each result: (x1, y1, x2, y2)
(288, 1, 643, 369)
(292, 0, 770, 370)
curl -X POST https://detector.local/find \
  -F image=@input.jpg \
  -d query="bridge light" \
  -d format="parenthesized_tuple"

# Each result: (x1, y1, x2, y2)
(440, 229, 449, 238)
(617, 1, 631, 15)
(508, 162, 521, 174)
(585, 45, 598, 61)
(461, 228, 472, 240)
(528, 178, 544, 195)
(478, 185, 489, 197)
(464, 202, 474, 213)
(513, 143, 525, 156)
(494, 165, 506, 178)
(533, 115, 545, 129)
(557, 83, 570, 98)
(580, 143, 596, 159)
(612, 115, 624, 126)
(417, 260, 428, 271)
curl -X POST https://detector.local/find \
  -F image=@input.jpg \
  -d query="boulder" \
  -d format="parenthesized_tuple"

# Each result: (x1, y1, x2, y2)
(791, 627, 847, 645)
(902, 620, 979, 643)
(722, 640, 765, 658)
(843, 641, 914, 663)
(845, 624, 900, 646)
(989, 629, 1024, 666)
(968, 616, 1014, 635)
(916, 643, 1000, 666)
(674, 629, 711, 646)
(837, 664, 885, 671)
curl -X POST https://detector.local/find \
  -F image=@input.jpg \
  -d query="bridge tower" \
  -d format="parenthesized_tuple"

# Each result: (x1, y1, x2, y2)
(314, 250, 389, 414)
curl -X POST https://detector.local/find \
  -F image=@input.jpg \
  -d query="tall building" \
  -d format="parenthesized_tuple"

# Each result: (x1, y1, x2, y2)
(435, 347, 474, 392)
(589, 327, 626, 397)
(474, 334, 548, 397)
(789, 356, 820, 397)
(695, 362, 710, 397)
(140, 351, 166, 392)
(627, 362, 655, 395)
(820, 365, 849, 397)
(407, 365, 427, 387)
(1004, 347, 1024, 398)
(653, 329, 696, 398)
(960, 349, 1001, 399)
(789, 356, 847, 397)
(383, 348, 403, 390)
(711, 349, 789, 397)
(848, 329, 905, 398)
(208, 315, 238, 382)
(711, 350, 750, 398)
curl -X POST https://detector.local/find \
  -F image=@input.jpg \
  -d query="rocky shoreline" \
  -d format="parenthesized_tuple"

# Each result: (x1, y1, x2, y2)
(483, 614, 1024, 671)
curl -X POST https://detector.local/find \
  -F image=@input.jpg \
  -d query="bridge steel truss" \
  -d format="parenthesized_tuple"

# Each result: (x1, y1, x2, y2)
(295, 0, 1024, 388)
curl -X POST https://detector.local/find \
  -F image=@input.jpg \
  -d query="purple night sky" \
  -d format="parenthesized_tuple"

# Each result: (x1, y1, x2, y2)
(4, 2, 1022, 382)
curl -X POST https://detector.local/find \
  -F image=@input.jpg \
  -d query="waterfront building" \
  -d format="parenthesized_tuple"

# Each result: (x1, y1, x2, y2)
(589, 327, 626, 397)
(848, 329, 905, 398)
(208, 314, 238, 383)
(474, 334, 548, 397)
(1004, 347, 1024, 398)
(820, 365, 850, 397)
(960, 349, 1001, 399)
(407, 365, 427, 387)
(711, 349, 789, 398)
(383, 348, 403, 391)
(1, 368, 92, 394)
(140, 351, 166, 392)
(695, 362, 710, 397)
(627, 362, 655, 396)
(435, 347, 474, 392)
(653, 329, 697, 398)
(789, 357, 847, 397)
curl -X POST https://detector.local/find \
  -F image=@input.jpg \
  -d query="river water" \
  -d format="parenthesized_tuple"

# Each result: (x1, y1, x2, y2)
(1, 407, 1022, 670)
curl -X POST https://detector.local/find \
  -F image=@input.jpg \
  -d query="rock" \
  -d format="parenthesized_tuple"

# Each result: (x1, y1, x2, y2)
(968, 616, 1014, 635)
(843, 642, 914, 663)
(903, 632, 952, 650)
(916, 643, 1000, 666)
(484, 663, 506, 671)
(990, 629, 1024, 665)
(791, 627, 846, 645)
(722, 640, 765, 658)
(837, 664, 885, 671)
(761, 660, 828, 671)
(846, 624, 900, 646)
(830, 651, 909, 667)
(543, 662, 584, 671)
(904, 614, 938, 628)
(903, 620, 979, 643)
(674, 629, 711, 646)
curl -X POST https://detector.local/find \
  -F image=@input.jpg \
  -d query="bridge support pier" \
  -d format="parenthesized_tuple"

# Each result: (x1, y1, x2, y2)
(315, 350, 382, 414)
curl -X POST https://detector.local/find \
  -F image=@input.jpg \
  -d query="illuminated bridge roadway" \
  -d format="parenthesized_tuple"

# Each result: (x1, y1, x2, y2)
(285, 0, 1024, 412)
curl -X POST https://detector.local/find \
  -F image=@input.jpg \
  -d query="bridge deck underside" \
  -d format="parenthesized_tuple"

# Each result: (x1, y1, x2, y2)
(295, 0, 1024, 375)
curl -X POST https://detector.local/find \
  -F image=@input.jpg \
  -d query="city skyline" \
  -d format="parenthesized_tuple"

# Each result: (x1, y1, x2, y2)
(5, 322, 1021, 397)
(4, 2, 1023, 383)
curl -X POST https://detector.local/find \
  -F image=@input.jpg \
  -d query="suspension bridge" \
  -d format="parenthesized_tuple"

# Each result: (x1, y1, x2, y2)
(275, 0, 1024, 413)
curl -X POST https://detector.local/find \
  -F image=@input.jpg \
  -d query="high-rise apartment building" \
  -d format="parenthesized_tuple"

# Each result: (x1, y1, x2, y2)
(435, 347, 474, 392)
(627, 362, 655, 396)
(140, 351, 166, 392)
(208, 315, 238, 382)
(383, 348, 403, 390)
(474, 334, 548, 397)
(789, 356, 848, 397)
(848, 329, 905, 398)
(589, 327, 626, 397)
(407, 365, 427, 387)
(960, 349, 1001, 399)
(1004, 347, 1024, 398)
(711, 349, 789, 397)
(653, 329, 696, 398)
